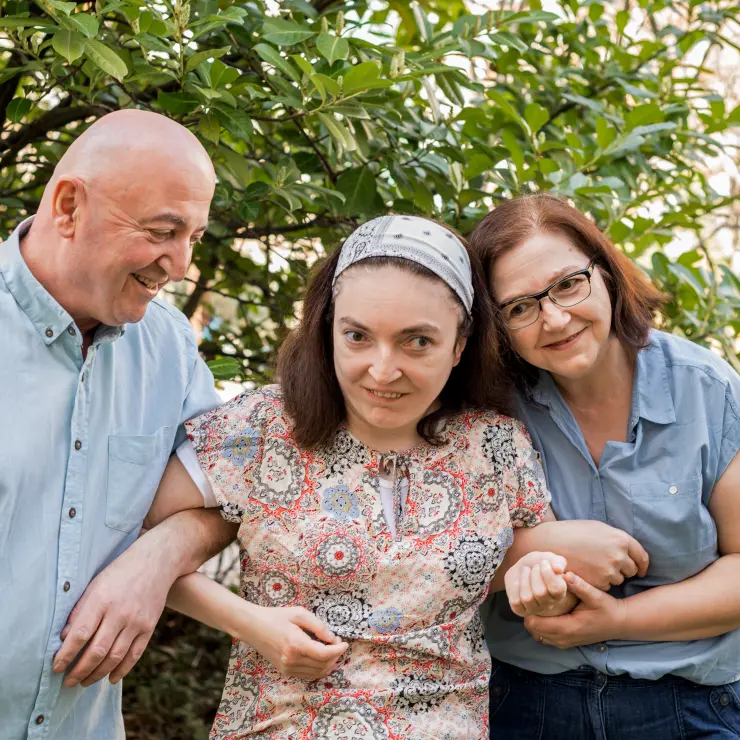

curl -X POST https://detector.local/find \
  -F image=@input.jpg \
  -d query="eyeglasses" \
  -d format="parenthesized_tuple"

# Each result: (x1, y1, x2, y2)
(499, 260, 597, 330)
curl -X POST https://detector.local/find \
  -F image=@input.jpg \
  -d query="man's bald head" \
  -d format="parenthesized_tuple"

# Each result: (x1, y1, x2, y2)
(24, 110, 217, 333)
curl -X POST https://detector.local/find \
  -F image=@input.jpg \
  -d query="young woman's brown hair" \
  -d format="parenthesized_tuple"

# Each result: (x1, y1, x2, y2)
(277, 228, 513, 449)
(469, 193, 666, 388)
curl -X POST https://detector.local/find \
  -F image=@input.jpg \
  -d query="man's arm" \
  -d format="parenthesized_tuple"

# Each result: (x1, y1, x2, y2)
(54, 485, 236, 686)
(526, 451, 740, 648)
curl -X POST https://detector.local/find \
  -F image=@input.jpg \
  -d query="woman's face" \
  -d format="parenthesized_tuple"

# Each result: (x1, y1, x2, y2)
(491, 231, 613, 381)
(332, 265, 466, 441)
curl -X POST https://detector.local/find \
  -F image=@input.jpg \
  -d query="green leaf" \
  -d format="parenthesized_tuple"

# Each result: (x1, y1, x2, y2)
(316, 33, 349, 65)
(524, 102, 549, 134)
(48, 1, 77, 15)
(61, 12, 99, 38)
(595, 118, 617, 149)
(626, 102, 663, 129)
(343, 62, 386, 95)
(0, 16, 57, 28)
(207, 357, 241, 381)
(262, 18, 315, 46)
(186, 46, 230, 73)
(254, 43, 301, 83)
(209, 59, 240, 88)
(317, 112, 355, 151)
(291, 55, 314, 77)
(7, 98, 32, 123)
(157, 91, 200, 115)
(313, 73, 341, 96)
(52, 29, 85, 62)
(487, 89, 529, 134)
(336, 166, 377, 215)
(83, 39, 128, 81)
(631, 122, 677, 136)
(198, 114, 220, 145)
(502, 129, 524, 173)
(488, 31, 528, 53)
(617, 79, 657, 99)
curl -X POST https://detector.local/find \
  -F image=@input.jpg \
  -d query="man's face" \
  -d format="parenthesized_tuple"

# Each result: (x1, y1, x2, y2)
(65, 163, 214, 328)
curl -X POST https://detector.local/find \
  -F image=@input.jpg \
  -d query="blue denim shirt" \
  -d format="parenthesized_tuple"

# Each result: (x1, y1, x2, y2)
(484, 330, 740, 685)
(0, 219, 221, 740)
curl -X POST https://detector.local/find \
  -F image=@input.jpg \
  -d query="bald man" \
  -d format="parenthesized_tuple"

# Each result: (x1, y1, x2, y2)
(0, 110, 233, 740)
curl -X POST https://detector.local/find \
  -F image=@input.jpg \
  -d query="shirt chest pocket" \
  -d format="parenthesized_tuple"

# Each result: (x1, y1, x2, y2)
(106, 427, 173, 532)
(630, 475, 717, 578)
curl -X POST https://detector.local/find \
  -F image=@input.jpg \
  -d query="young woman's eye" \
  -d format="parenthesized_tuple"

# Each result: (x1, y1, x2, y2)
(345, 330, 365, 343)
(408, 336, 431, 349)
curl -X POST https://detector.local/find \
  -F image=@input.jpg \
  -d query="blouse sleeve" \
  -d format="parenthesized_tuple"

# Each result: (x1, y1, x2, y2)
(494, 418, 552, 528)
(184, 389, 268, 524)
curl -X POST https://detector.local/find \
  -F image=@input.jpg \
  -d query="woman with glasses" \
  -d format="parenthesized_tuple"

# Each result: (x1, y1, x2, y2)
(470, 193, 740, 739)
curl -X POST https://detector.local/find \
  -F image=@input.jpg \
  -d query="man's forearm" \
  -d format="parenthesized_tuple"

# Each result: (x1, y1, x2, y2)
(137, 508, 238, 584)
(618, 554, 740, 642)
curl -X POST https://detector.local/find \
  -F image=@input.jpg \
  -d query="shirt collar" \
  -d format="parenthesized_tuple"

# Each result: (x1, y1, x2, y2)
(529, 331, 676, 426)
(0, 216, 124, 346)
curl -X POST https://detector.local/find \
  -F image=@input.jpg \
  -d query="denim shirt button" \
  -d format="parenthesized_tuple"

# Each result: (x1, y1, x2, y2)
(720, 693, 730, 707)
(35, 715, 45, 725)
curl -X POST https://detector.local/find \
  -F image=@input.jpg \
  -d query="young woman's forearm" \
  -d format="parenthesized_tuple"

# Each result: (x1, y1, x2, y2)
(618, 554, 740, 641)
(167, 571, 259, 641)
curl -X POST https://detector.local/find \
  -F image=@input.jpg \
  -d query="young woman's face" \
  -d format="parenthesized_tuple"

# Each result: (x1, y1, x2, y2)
(332, 265, 466, 440)
(491, 231, 613, 382)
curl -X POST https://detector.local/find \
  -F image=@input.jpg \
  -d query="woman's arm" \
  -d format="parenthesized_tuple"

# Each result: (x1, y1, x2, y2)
(167, 573, 348, 679)
(526, 452, 740, 647)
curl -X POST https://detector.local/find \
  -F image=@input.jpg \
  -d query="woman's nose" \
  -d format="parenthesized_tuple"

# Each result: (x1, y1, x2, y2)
(368, 349, 402, 385)
(540, 299, 571, 331)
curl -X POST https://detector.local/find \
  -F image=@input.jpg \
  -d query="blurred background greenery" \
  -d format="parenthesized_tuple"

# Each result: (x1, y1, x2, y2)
(1, 0, 739, 733)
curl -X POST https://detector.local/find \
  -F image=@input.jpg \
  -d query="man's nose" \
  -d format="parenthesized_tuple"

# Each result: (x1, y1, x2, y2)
(158, 237, 193, 283)
(540, 299, 571, 331)
(368, 348, 402, 385)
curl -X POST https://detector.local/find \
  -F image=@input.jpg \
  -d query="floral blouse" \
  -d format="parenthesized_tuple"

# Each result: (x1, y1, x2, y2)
(186, 385, 550, 740)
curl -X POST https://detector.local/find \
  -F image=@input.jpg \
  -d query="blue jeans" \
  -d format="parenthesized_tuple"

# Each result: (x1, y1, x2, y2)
(489, 659, 740, 739)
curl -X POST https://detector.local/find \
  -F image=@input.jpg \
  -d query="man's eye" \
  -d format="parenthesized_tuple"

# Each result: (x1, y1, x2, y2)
(151, 230, 173, 240)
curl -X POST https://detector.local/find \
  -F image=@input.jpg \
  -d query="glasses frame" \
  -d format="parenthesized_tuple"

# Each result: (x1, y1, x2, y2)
(499, 259, 598, 330)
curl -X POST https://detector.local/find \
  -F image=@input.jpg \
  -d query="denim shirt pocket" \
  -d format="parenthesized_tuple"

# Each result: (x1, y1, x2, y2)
(630, 475, 717, 579)
(106, 427, 173, 532)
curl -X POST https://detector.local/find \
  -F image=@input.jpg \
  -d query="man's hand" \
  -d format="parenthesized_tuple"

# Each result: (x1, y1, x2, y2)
(54, 550, 171, 686)
(244, 606, 349, 680)
(523, 572, 628, 649)
(538, 520, 649, 590)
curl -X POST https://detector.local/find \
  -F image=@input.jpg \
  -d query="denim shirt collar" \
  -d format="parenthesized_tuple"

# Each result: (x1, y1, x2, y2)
(530, 331, 676, 427)
(0, 216, 124, 347)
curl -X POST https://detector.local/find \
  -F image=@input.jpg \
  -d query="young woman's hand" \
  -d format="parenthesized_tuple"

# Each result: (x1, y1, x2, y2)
(505, 552, 577, 618)
(240, 605, 349, 680)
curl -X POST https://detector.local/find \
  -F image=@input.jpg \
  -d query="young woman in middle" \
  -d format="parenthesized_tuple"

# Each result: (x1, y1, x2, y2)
(139, 215, 640, 739)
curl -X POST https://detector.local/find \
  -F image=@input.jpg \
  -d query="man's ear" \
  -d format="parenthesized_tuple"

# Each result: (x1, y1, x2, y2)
(51, 176, 86, 239)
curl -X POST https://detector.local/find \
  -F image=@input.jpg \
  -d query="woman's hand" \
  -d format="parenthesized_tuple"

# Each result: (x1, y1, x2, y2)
(240, 605, 349, 680)
(524, 572, 628, 648)
(505, 552, 577, 618)
(536, 520, 649, 590)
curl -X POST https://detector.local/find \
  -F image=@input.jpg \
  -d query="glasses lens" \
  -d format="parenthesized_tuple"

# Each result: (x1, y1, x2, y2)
(503, 299, 539, 329)
(550, 274, 591, 307)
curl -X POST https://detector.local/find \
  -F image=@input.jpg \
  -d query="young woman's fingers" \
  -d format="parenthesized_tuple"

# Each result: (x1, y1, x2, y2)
(540, 559, 567, 598)
(518, 565, 534, 612)
(290, 608, 338, 645)
(529, 564, 549, 607)
(504, 566, 525, 617)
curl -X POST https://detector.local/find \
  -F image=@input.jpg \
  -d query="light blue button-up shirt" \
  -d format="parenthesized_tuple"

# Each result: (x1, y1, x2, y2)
(0, 219, 221, 740)
(485, 330, 740, 685)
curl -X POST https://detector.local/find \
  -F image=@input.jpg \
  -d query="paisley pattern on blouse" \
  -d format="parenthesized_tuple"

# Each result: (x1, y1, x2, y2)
(186, 385, 550, 739)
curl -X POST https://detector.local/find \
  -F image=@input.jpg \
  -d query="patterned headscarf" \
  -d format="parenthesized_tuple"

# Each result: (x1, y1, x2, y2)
(332, 215, 474, 315)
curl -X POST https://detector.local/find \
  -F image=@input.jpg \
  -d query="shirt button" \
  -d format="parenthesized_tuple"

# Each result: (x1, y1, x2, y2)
(669, 485, 678, 495)
(598, 645, 607, 653)
(63, 581, 71, 592)
(45, 328, 53, 338)
(35, 715, 45, 725)
(67, 326, 75, 336)
(74, 440, 82, 451)
(69, 507, 77, 518)
(720, 693, 730, 707)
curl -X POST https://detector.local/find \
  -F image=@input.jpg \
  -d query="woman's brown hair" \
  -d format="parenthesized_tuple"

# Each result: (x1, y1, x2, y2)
(469, 193, 666, 388)
(277, 225, 513, 449)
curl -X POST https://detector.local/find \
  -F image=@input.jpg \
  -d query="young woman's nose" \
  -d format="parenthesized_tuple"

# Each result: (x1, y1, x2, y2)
(367, 347, 402, 385)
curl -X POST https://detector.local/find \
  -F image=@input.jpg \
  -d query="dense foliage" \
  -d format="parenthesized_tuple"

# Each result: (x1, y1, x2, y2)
(1, 0, 739, 380)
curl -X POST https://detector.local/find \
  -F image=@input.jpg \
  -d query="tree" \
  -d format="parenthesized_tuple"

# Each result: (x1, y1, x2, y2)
(1, 0, 739, 381)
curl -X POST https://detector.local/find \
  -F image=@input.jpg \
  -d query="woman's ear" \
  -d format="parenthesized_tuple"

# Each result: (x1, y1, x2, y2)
(452, 336, 467, 367)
